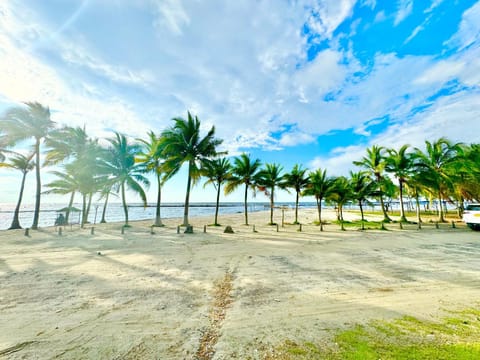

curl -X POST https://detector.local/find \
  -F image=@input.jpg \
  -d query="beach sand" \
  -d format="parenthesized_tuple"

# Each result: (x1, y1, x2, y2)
(1, 208, 479, 359)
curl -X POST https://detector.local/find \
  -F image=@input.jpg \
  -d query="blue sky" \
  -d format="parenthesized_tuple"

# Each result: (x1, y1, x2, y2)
(0, 0, 479, 205)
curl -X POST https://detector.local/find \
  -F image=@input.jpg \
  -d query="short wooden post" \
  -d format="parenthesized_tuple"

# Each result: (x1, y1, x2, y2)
(204, 225, 207, 233)
(451, 221, 456, 229)
(299, 224, 302, 232)
(399, 222, 403, 230)
(121, 226, 125, 235)
(58, 227, 62, 236)
(177, 226, 180, 234)
(435, 222, 439, 229)
(150, 226, 154, 235)
(24, 228, 30, 237)
(276, 224, 279, 232)
(91, 227, 95, 235)
(417, 222, 422, 230)
(282, 209, 285, 228)
(253, 225, 256, 232)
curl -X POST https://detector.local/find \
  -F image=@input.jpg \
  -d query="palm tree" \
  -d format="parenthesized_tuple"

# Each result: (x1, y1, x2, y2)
(256, 163, 284, 225)
(43, 166, 80, 224)
(0, 153, 35, 229)
(302, 168, 334, 231)
(385, 145, 413, 222)
(225, 153, 262, 225)
(44, 126, 90, 166)
(283, 164, 309, 224)
(101, 132, 149, 226)
(328, 176, 352, 231)
(349, 170, 376, 230)
(1, 102, 56, 229)
(202, 157, 232, 226)
(353, 145, 391, 222)
(161, 113, 223, 227)
(137, 131, 169, 227)
(413, 138, 460, 222)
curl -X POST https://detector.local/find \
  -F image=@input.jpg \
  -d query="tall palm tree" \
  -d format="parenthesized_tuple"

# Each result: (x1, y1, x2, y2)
(0, 153, 35, 229)
(257, 163, 285, 225)
(328, 176, 352, 231)
(137, 131, 169, 227)
(413, 138, 460, 222)
(161, 113, 223, 227)
(1, 102, 56, 229)
(202, 157, 232, 226)
(385, 145, 413, 222)
(349, 170, 376, 230)
(302, 168, 334, 231)
(100, 132, 149, 226)
(353, 145, 391, 222)
(44, 126, 90, 166)
(283, 164, 309, 224)
(225, 153, 262, 225)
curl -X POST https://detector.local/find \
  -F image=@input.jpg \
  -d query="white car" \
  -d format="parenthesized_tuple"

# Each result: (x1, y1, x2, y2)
(463, 204, 480, 230)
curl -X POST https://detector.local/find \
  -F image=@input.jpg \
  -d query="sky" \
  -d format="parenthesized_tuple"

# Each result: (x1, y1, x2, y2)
(0, 0, 479, 205)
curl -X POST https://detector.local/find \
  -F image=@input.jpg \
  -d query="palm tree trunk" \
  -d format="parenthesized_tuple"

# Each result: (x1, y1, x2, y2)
(65, 191, 75, 223)
(294, 191, 299, 224)
(183, 161, 193, 226)
(32, 138, 41, 229)
(269, 187, 274, 224)
(9, 171, 28, 230)
(438, 191, 445, 222)
(214, 183, 220, 226)
(81, 193, 87, 228)
(377, 175, 391, 222)
(415, 192, 422, 224)
(121, 182, 129, 226)
(154, 174, 163, 226)
(86, 193, 93, 221)
(317, 197, 323, 231)
(359, 200, 365, 230)
(339, 205, 345, 230)
(399, 180, 407, 222)
(100, 192, 109, 223)
(244, 183, 249, 225)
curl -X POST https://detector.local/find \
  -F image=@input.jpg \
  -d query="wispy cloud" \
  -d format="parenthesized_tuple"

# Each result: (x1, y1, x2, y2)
(394, 0, 413, 26)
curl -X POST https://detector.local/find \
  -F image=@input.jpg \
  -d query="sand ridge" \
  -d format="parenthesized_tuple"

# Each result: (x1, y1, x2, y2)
(0, 208, 479, 359)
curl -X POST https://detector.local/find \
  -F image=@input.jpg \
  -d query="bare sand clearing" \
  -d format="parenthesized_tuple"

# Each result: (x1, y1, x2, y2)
(1, 208, 479, 359)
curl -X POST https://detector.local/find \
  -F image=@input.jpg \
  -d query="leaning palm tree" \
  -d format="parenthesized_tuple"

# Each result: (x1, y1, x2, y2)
(1, 102, 56, 229)
(257, 163, 285, 225)
(349, 170, 376, 230)
(44, 126, 90, 166)
(225, 153, 262, 225)
(353, 145, 391, 222)
(385, 145, 413, 222)
(303, 168, 334, 231)
(137, 131, 169, 227)
(202, 157, 232, 226)
(161, 113, 223, 227)
(0, 153, 35, 229)
(283, 164, 309, 224)
(413, 138, 460, 222)
(100, 132, 150, 226)
(328, 176, 353, 231)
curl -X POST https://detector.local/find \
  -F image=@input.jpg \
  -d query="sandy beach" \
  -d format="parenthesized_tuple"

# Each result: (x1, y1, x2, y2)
(1, 208, 479, 359)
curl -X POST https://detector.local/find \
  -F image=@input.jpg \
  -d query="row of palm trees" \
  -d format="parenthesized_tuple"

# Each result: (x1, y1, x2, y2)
(1, 102, 479, 231)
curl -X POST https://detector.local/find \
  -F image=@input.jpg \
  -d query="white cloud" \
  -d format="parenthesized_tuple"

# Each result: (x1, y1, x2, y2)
(445, 1, 480, 50)
(152, 0, 190, 35)
(394, 0, 413, 26)
(374, 10, 387, 23)
(424, 0, 443, 13)
(306, 0, 357, 39)
(361, 0, 377, 10)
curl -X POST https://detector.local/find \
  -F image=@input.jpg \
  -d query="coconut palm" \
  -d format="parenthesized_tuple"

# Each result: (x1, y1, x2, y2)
(137, 131, 169, 227)
(44, 126, 90, 166)
(302, 168, 334, 231)
(328, 176, 353, 231)
(256, 163, 285, 225)
(283, 164, 309, 224)
(202, 157, 232, 226)
(100, 132, 149, 226)
(353, 145, 391, 222)
(413, 138, 460, 222)
(0, 153, 35, 229)
(161, 113, 223, 227)
(385, 145, 413, 222)
(225, 153, 262, 225)
(1, 102, 56, 229)
(349, 170, 376, 230)
(43, 166, 80, 224)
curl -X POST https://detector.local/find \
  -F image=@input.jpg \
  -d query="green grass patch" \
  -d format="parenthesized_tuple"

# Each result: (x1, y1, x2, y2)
(332, 219, 385, 230)
(265, 307, 480, 359)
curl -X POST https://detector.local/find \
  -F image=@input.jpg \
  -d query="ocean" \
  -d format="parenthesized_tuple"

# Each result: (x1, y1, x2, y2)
(0, 202, 316, 230)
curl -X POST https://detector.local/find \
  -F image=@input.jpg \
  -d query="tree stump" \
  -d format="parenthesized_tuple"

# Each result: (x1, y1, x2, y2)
(224, 225, 234, 234)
